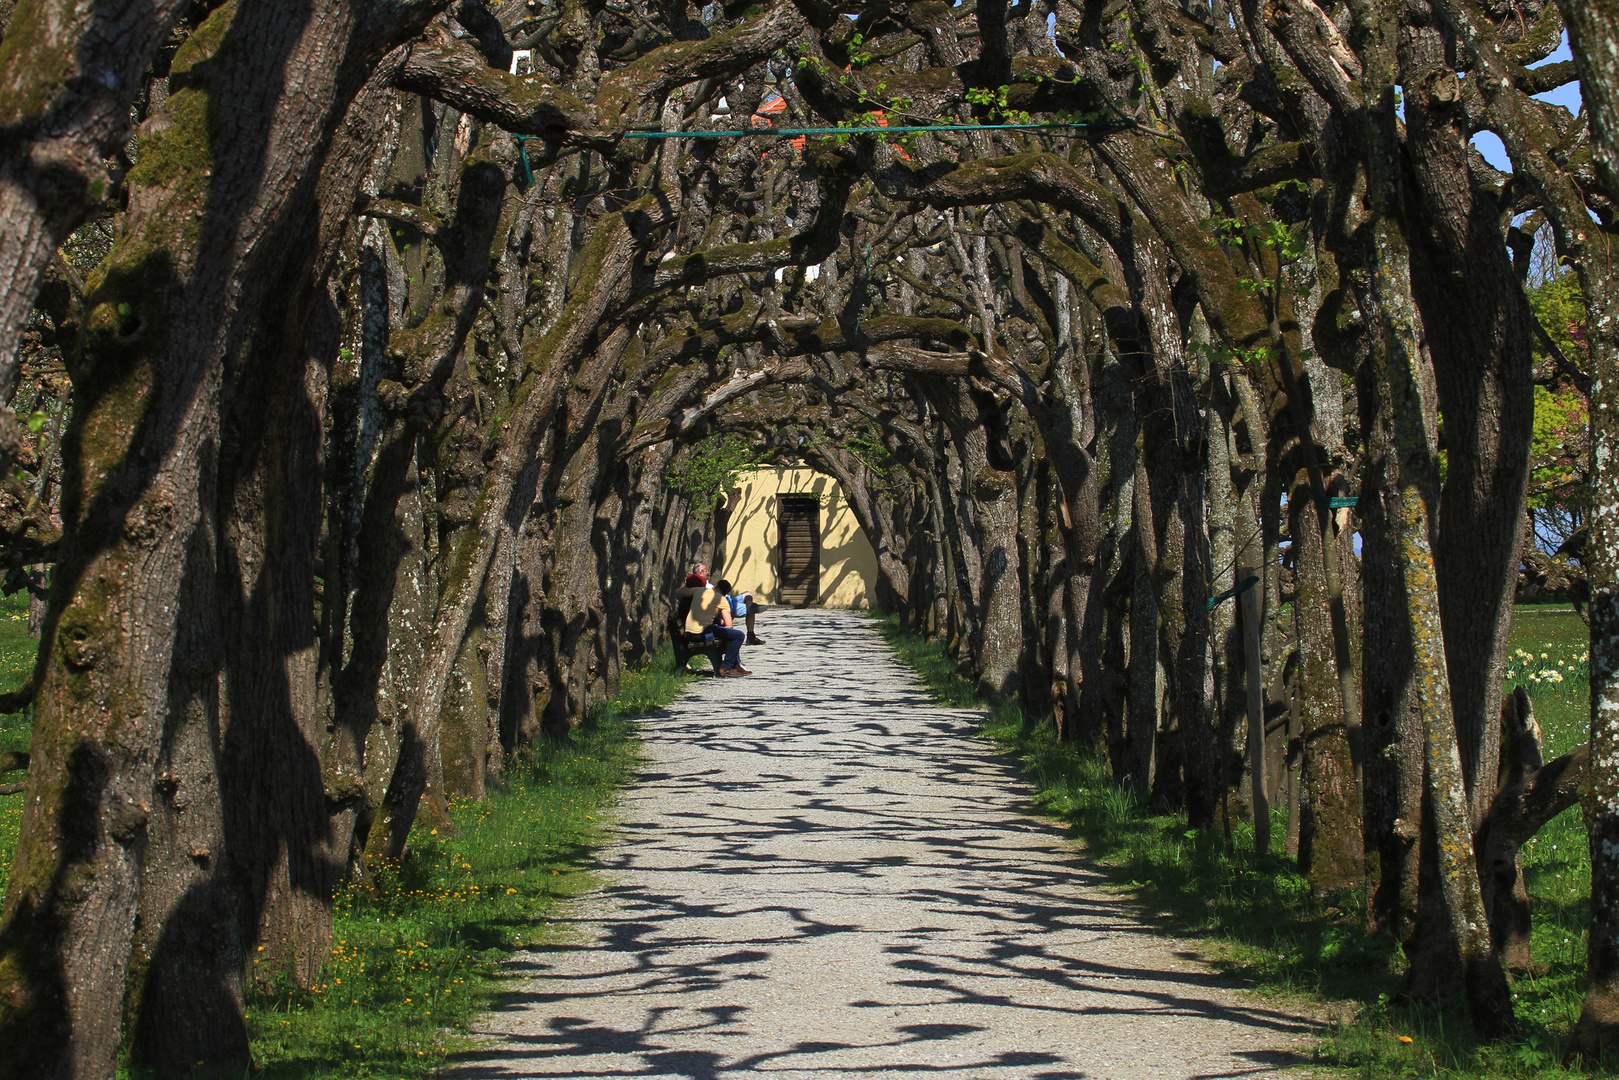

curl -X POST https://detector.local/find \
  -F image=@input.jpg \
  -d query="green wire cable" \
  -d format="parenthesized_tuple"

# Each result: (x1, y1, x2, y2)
(1206, 574, 1261, 612)
(512, 135, 534, 187)
(509, 119, 1132, 144)
(621, 120, 1125, 139)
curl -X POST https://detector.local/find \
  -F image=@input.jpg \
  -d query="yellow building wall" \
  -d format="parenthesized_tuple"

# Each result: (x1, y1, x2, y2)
(721, 466, 878, 609)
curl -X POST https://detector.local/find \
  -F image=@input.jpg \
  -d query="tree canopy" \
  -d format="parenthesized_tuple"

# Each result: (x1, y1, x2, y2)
(1, 0, 1617, 1073)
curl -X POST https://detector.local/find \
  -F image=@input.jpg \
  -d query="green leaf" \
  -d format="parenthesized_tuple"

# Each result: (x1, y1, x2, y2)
(664, 433, 766, 514)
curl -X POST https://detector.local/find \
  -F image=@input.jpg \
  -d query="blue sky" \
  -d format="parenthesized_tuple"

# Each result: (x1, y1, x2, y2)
(1471, 32, 1582, 172)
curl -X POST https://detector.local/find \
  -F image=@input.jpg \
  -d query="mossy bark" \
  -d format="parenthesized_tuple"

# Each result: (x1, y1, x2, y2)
(439, 622, 489, 800)
(0, 0, 441, 1068)
(0, 5, 233, 1066)
(1125, 442, 1160, 791)
(1355, 122, 1516, 1040)
(1571, 236, 1619, 1056)
(1404, 23, 1535, 831)
(368, 203, 643, 858)
(1538, 0, 1619, 1056)
(1357, 325, 1425, 942)
(1290, 464, 1363, 891)
(1079, 344, 1137, 759)
(0, 0, 190, 469)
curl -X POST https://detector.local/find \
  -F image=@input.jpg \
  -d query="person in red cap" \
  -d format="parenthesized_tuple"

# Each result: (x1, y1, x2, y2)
(674, 572, 749, 676)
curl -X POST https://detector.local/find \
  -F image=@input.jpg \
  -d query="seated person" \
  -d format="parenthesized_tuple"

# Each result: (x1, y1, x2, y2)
(714, 579, 765, 645)
(674, 579, 749, 676)
(672, 562, 712, 635)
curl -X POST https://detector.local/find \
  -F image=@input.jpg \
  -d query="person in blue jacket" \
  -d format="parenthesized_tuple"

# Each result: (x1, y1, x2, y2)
(675, 578, 748, 676)
(715, 579, 765, 645)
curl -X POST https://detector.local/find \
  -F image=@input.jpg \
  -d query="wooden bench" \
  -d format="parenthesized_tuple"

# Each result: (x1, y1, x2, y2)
(668, 614, 724, 674)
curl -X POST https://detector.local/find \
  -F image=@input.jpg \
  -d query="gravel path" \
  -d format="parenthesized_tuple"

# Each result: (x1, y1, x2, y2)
(451, 609, 1319, 1079)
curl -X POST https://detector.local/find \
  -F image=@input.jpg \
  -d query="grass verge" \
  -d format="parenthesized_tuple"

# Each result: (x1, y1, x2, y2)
(0, 589, 39, 900)
(872, 608, 1603, 1080)
(234, 650, 688, 1078)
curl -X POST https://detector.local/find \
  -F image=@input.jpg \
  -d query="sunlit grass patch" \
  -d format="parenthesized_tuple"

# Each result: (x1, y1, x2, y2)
(1508, 604, 1588, 652)
(239, 647, 690, 1079)
(1508, 605, 1589, 761)
(878, 604, 1610, 1079)
(1501, 605, 1593, 1075)
(0, 588, 36, 901)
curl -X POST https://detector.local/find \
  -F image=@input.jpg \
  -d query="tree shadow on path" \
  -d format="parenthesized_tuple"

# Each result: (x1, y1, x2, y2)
(445, 610, 1322, 1079)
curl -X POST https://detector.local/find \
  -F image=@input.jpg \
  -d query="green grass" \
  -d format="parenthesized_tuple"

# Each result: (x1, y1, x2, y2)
(872, 607, 1609, 1079)
(241, 650, 690, 1078)
(0, 588, 38, 901)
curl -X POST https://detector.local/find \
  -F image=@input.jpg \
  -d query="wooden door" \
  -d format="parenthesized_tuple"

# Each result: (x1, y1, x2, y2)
(777, 496, 820, 605)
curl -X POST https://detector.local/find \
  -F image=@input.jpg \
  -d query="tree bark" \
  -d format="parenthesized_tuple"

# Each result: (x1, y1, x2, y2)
(1358, 330, 1425, 942)
(1403, 24, 1534, 829)
(1538, 0, 1619, 1056)
(1360, 193, 1517, 1041)
(1125, 441, 1160, 791)
(0, 1, 440, 1068)
(1291, 462, 1363, 890)
(1476, 690, 1583, 973)
(0, 0, 190, 467)
(1240, 563, 1269, 854)
(1428, 0, 1619, 1049)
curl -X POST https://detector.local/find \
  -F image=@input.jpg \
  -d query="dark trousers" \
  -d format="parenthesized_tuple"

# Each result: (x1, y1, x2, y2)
(714, 626, 745, 668)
